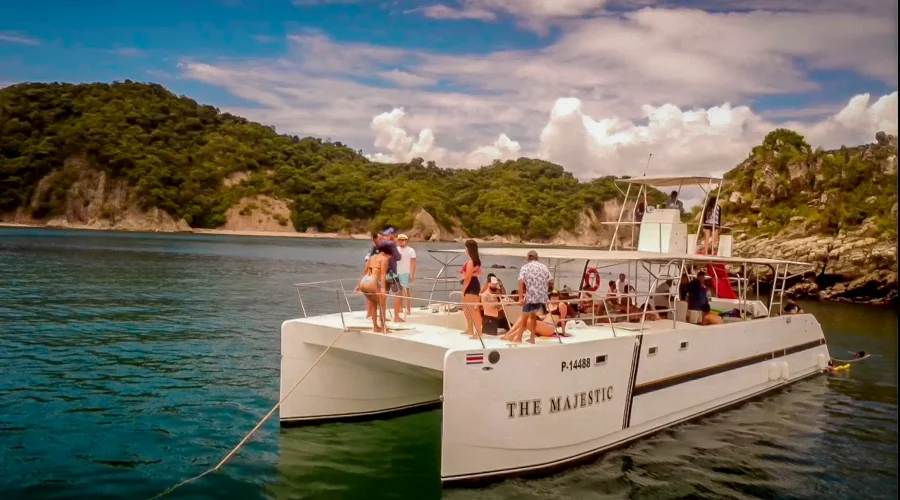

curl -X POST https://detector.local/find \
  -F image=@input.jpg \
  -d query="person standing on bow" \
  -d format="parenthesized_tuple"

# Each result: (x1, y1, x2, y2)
(460, 239, 483, 338)
(395, 233, 416, 319)
(379, 227, 403, 322)
(507, 249, 551, 344)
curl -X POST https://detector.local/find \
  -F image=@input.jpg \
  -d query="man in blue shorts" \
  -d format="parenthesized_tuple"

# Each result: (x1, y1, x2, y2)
(395, 233, 417, 319)
(517, 250, 551, 343)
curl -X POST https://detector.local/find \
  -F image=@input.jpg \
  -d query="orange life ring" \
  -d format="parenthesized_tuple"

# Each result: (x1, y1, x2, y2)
(582, 268, 601, 292)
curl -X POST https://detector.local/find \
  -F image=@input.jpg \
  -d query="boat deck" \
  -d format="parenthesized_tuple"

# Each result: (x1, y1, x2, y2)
(292, 307, 704, 351)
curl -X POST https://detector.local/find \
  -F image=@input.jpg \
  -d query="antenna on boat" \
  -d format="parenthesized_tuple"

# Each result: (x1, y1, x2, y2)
(642, 153, 652, 177)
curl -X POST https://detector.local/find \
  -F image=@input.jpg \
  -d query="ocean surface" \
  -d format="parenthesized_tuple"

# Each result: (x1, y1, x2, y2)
(0, 228, 897, 500)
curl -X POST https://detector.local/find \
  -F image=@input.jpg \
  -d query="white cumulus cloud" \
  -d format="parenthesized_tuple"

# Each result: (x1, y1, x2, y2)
(365, 91, 898, 181)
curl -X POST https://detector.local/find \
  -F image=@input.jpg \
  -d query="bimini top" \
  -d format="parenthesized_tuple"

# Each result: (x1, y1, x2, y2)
(430, 247, 811, 267)
(618, 175, 730, 188)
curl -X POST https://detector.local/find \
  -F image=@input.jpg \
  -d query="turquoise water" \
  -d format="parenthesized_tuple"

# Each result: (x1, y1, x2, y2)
(0, 228, 897, 500)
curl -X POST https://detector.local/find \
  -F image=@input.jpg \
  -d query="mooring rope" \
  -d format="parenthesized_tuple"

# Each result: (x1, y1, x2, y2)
(148, 327, 350, 500)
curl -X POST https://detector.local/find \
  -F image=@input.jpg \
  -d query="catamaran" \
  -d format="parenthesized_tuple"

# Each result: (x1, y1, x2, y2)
(278, 176, 830, 485)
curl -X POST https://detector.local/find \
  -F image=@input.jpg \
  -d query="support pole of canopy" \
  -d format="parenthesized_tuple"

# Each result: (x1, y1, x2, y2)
(610, 182, 632, 251)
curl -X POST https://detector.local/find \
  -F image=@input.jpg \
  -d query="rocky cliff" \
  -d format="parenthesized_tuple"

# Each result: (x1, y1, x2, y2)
(0, 159, 191, 232)
(723, 130, 898, 305)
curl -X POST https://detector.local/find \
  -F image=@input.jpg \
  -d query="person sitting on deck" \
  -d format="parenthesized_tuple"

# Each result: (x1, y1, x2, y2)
(783, 294, 804, 314)
(502, 291, 570, 342)
(480, 275, 510, 334)
(601, 280, 621, 322)
(700, 303, 723, 325)
(618, 285, 661, 322)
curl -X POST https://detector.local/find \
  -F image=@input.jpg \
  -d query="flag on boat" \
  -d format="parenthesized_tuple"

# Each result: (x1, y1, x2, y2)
(466, 353, 484, 365)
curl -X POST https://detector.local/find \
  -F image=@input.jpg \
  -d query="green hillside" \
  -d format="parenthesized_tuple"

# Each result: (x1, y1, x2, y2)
(722, 128, 898, 241)
(0, 81, 640, 239)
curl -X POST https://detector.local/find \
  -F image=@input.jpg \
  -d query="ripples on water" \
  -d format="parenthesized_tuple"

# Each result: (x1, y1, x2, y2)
(0, 229, 896, 500)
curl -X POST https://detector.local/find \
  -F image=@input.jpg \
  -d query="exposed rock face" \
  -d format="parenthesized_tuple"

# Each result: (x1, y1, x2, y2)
(726, 132, 898, 305)
(407, 209, 465, 242)
(733, 226, 898, 305)
(551, 208, 608, 247)
(222, 171, 251, 187)
(1, 161, 191, 232)
(222, 195, 294, 232)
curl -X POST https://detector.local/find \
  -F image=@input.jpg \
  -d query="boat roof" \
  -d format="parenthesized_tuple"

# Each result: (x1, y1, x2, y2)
(431, 247, 811, 267)
(618, 175, 728, 188)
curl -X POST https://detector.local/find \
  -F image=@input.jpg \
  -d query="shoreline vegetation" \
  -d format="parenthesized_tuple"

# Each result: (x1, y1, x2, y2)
(0, 222, 555, 245)
(0, 221, 369, 240)
(1, 81, 896, 304)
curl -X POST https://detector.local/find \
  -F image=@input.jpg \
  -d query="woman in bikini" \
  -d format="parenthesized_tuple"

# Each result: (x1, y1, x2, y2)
(502, 290, 570, 343)
(460, 239, 483, 338)
(357, 241, 392, 333)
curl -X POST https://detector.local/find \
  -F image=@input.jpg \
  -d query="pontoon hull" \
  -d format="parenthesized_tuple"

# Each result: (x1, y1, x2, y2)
(279, 313, 829, 484)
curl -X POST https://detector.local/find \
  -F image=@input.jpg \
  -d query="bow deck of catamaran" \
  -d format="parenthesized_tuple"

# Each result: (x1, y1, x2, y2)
(278, 176, 832, 485)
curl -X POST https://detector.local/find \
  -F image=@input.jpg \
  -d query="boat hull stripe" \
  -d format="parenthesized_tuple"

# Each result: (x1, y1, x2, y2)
(622, 334, 643, 429)
(631, 338, 825, 397)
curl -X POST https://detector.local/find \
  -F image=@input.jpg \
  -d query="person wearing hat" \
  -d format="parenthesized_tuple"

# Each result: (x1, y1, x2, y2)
(395, 233, 417, 318)
(502, 249, 550, 343)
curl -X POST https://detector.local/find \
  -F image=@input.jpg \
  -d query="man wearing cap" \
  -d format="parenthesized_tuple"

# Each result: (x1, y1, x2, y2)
(515, 249, 551, 343)
(395, 233, 417, 319)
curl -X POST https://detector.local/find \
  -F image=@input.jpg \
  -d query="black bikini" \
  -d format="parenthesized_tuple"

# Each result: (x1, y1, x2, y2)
(462, 262, 481, 296)
(465, 276, 481, 296)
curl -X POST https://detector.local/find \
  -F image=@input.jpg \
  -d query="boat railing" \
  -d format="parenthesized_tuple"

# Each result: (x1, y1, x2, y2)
(290, 279, 693, 345)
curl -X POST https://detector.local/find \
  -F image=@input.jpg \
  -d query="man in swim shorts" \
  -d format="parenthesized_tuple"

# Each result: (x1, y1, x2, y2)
(517, 250, 551, 343)
(395, 233, 416, 318)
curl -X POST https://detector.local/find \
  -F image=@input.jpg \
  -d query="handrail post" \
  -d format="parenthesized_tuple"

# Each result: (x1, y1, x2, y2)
(428, 265, 445, 307)
(610, 183, 632, 250)
(336, 290, 347, 331)
(602, 299, 617, 338)
(338, 280, 352, 312)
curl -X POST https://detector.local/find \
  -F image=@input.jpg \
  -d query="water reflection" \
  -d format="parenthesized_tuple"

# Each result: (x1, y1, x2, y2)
(271, 413, 443, 500)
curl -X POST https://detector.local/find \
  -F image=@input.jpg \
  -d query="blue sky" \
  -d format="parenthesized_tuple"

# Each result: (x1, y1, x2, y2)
(1, 0, 898, 177)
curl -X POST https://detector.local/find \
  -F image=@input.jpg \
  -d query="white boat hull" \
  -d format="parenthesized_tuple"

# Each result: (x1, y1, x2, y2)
(279, 312, 829, 484)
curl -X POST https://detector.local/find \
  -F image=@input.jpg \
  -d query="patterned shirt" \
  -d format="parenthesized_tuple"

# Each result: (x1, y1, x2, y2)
(518, 261, 551, 305)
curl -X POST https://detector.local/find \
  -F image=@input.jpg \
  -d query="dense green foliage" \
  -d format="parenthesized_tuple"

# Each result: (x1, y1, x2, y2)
(0, 81, 645, 239)
(724, 129, 898, 240)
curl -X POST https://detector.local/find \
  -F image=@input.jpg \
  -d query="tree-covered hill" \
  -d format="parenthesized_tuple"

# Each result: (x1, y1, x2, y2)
(722, 128, 898, 240)
(0, 81, 644, 239)
(721, 129, 898, 304)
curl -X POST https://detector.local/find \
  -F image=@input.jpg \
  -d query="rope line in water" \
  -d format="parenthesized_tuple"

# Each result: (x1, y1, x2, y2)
(148, 327, 350, 500)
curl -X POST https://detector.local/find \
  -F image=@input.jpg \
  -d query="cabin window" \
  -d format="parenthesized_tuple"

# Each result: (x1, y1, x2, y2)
(680, 341, 689, 350)
(596, 355, 607, 365)
(648, 346, 658, 356)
